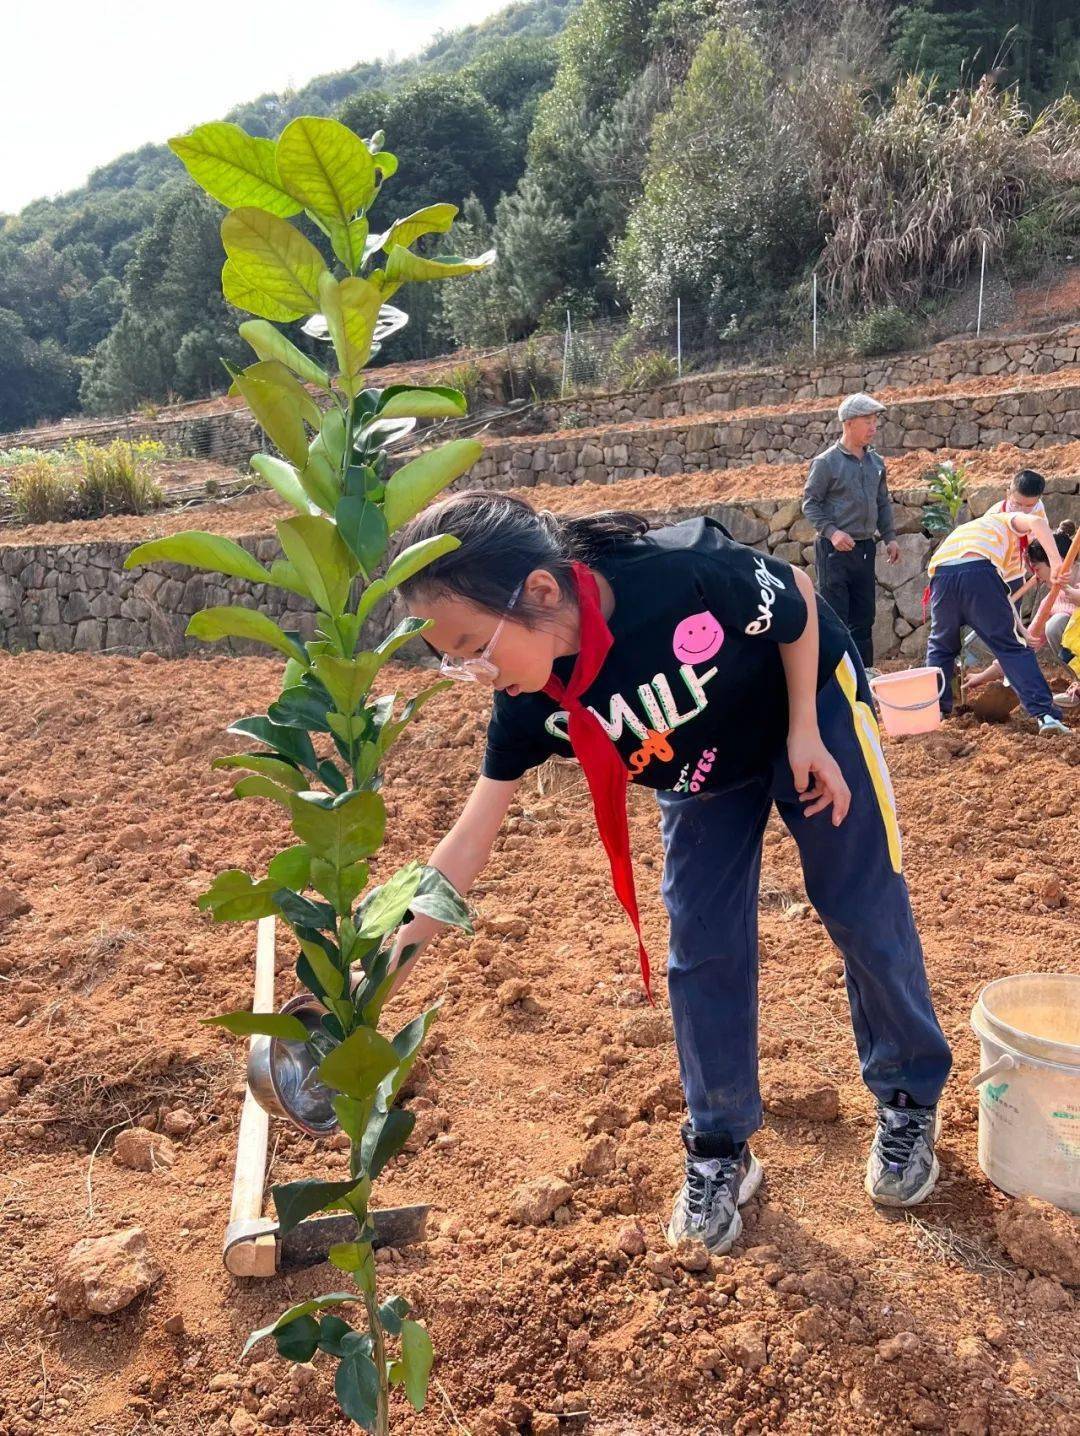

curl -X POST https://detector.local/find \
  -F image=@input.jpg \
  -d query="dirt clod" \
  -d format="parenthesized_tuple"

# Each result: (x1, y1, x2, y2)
(507, 1176, 572, 1226)
(114, 1128, 176, 1172)
(56, 1228, 160, 1320)
(996, 1197, 1080, 1286)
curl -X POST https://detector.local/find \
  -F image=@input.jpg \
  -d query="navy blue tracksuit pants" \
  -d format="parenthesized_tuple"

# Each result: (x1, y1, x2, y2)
(658, 655, 952, 1141)
(926, 559, 1062, 720)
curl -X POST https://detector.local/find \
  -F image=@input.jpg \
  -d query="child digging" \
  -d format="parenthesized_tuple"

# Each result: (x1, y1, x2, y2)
(386, 492, 952, 1254)
(966, 522, 1080, 707)
(925, 507, 1069, 734)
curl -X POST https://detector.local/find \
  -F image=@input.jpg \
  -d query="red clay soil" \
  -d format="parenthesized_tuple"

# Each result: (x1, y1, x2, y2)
(1012, 268, 1080, 325)
(6, 439, 1080, 552)
(0, 651, 1077, 1434)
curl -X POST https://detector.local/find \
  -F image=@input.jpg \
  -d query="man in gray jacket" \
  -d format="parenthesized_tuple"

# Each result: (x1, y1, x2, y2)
(803, 392, 900, 668)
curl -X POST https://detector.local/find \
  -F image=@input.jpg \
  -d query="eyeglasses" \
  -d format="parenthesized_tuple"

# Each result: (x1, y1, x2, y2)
(439, 583, 523, 684)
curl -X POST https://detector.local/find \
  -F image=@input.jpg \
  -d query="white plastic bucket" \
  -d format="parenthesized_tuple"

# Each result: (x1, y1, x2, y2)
(869, 667, 945, 737)
(970, 973, 1080, 1213)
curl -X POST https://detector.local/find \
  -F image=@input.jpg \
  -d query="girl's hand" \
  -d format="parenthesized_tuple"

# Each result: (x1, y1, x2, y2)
(788, 729, 851, 824)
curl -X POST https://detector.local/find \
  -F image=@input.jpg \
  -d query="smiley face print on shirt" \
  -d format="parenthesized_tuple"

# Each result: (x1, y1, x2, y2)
(672, 610, 724, 665)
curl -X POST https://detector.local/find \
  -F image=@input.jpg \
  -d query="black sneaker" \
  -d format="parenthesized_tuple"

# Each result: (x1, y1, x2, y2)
(865, 1097, 941, 1207)
(667, 1123, 763, 1254)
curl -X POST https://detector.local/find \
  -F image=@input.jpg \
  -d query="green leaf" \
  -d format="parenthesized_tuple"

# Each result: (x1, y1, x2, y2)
(332, 1093, 367, 1142)
(375, 682, 452, 755)
(231, 774, 296, 809)
(196, 869, 280, 922)
(310, 858, 369, 918)
(382, 439, 484, 532)
(335, 1340, 380, 1432)
(203, 1009, 308, 1040)
(124, 531, 270, 584)
(250, 454, 314, 516)
(242, 1293, 355, 1358)
(298, 935, 345, 998)
(328, 1240, 367, 1272)
(379, 242, 495, 295)
(271, 1178, 367, 1238)
(223, 258, 308, 323)
(317, 273, 382, 398)
(329, 216, 369, 273)
(362, 1106, 415, 1180)
(229, 358, 322, 428)
(168, 123, 302, 217)
(318, 1025, 398, 1102)
(187, 606, 307, 663)
(377, 384, 467, 420)
(268, 681, 333, 732)
(288, 790, 385, 868)
(239, 320, 329, 389)
(277, 117, 377, 226)
(377, 1295, 410, 1337)
(310, 653, 379, 716)
(274, 1313, 320, 1362)
(383, 1004, 440, 1106)
(317, 1314, 355, 1357)
(276, 514, 356, 615)
(316, 407, 349, 467)
(212, 754, 308, 791)
(267, 844, 312, 887)
(299, 445, 341, 514)
(398, 1320, 435, 1411)
(227, 716, 319, 773)
(336, 495, 389, 573)
(221, 207, 327, 318)
(370, 204, 458, 255)
(374, 615, 430, 664)
(230, 361, 313, 470)
(372, 149, 397, 177)
(383, 532, 460, 593)
(409, 865, 472, 931)
(354, 862, 424, 942)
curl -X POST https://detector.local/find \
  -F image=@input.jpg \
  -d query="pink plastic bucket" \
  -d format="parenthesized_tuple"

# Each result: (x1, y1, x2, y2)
(869, 667, 945, 737)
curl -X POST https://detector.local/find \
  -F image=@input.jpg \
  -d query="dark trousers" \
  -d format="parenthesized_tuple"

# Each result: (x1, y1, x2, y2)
(658, 656, 952, 1140)
(926, 560, 1062, 720)
(815, 537, 877, 667)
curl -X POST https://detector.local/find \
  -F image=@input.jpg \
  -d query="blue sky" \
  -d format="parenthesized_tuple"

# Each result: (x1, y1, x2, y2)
(2, 0, 505, 213)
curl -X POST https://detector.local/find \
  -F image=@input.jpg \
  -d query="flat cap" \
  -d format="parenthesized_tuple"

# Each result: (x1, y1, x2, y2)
(838, 392, 885, 422)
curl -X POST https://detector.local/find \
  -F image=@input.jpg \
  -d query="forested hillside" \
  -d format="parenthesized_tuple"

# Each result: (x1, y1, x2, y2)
(2, 0, 1077, 431)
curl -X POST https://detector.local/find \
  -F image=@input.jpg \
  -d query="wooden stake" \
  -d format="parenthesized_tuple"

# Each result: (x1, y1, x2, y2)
(223, 916, 278, 1278)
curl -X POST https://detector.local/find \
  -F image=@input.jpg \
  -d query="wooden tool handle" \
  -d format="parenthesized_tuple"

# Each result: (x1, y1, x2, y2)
(224, 916, 278, 1277)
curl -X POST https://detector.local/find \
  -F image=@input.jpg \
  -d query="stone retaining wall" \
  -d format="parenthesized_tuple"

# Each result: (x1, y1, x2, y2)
(469, 381, 1080, 489)
(529, 322, 1080, 433)
(5, 479, 1076, 662)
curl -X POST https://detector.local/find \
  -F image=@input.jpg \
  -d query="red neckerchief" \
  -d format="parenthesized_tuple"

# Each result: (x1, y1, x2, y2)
(542, 561, 653, 1001)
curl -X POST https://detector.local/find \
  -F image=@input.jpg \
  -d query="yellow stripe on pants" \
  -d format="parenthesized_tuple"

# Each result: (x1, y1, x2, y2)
(835, 654, 903, 874)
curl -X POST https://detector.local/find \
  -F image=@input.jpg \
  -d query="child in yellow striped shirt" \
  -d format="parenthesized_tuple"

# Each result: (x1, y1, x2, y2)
(925, 509, 1068, 734)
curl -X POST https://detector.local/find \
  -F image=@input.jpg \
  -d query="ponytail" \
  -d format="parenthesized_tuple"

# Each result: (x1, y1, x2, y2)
(393, 490, 649, 621)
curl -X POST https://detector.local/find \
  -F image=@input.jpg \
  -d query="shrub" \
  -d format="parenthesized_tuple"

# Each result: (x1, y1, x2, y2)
(848, 306, 920, 357)
(615, 347, 678, 390)
(7, 457, 77, 523)
(73, 438, 165, 517)
(445, 361, 484, 411)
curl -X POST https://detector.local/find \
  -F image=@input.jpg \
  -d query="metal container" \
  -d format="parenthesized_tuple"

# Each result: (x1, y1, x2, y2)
(247, 994, 339, 1136)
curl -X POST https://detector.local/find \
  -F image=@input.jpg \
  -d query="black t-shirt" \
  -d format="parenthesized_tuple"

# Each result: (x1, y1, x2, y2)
(482, 517, 852, 795)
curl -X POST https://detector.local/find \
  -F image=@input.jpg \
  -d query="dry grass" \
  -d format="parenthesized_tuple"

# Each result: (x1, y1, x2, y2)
(905, 1213, 1012, 1276)
(821, 76, 1080, 312)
